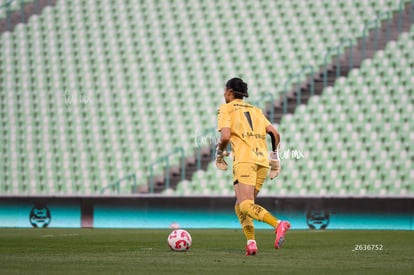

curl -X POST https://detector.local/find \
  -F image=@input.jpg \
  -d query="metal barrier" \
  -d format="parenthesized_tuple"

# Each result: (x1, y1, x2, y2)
(1, 0, 13, 30)
(398, 0, 414, 32)
(411, 1, 414, 24)
(0, 0, 53, 31)
(134, 0, 414, 194)
(262, 92, 275, 124)
(361, 11, 392, 61)
(248, 92, 275, 123)
(283, 65, 314, 114)
(322, 37, 354, 90)
(148, 147, 185, 193)
(100, 173, 137, 194)
(195, 127, 217, 170)
(285, 0, 411, 106)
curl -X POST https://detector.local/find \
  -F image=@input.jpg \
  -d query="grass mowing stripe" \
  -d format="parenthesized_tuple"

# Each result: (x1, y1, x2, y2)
(0, 229, 413, 274)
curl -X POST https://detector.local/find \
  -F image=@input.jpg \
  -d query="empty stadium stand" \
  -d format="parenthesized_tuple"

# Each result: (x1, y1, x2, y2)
(171, 25, 414, 197)
(0, 0, 413, 196)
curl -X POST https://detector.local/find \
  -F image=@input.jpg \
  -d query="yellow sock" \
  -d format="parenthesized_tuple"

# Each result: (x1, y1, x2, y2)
(239, 199, 279, 227)
(263, 213, 279, 228)
(235, 204, 255, 241)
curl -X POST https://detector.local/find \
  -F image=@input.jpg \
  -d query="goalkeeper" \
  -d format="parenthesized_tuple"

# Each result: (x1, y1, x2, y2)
(216, 77, 290, 256)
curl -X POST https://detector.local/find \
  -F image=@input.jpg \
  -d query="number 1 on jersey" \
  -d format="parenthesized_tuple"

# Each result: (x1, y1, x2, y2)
(244, 111, 254, 131)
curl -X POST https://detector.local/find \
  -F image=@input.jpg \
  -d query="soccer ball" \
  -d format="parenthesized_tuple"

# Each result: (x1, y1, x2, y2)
(167, 229, 192, 252)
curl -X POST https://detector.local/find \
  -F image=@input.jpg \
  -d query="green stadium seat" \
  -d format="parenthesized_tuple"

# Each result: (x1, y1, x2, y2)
(172, 24, 414, 197)
(1, 0, 413, 195)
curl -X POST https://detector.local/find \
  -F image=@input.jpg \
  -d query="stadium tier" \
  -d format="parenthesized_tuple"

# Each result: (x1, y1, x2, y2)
(0, 0, 37, 20)
(171, 25, 414, 197)
(0, 0, 412, 195)
(1, 1, 19, 19)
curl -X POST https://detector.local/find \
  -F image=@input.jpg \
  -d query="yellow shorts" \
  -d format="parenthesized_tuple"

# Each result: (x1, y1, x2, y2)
(233, 162, 269, 191)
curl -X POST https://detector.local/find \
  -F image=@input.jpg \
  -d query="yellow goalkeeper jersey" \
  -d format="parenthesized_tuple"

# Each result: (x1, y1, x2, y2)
(217, 99, 271, 167)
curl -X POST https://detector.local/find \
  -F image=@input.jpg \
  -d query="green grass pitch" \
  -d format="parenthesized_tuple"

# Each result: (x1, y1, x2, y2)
(0, 229, 413, 274)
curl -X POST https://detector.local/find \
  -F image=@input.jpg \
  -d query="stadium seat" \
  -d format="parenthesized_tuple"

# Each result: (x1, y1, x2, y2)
(1, 0, 413, 195)
(173, 25, 414, 197)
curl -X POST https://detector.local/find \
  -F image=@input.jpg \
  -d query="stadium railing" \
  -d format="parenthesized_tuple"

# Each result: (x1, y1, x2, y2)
(148, 0, 414, 193)
(1, 0, 53, 30)
(282, 0, 413, 115)
(398, 0, 414, 31)
(195, 127, 217, 171)
(248, 92, 275, 124)
(283, 64, 315, 114)
(100, 173, 137, 195)
(322, 37, 354, 90)
(148, 147, 186, 193)
(361, 11, 393, 62)
(3, 0, 411, 195)
(0, 0, 13, 28)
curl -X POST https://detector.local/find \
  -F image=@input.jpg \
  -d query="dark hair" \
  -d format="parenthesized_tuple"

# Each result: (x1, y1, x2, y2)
(226, 77, 248, 98)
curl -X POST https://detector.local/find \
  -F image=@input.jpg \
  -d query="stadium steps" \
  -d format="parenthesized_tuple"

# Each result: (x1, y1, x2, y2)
(152, 1, 414, 194)
(1, 0, 412, 195)
(0, 0, 57, 33)
(149, 147, 213, 193)
(169, 26, 414, 197)
(142, 0, 414, 194)
(270, 1, 414, 124)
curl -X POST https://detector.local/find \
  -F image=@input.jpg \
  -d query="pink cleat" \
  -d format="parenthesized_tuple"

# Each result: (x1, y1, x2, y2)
(274, 221, 291, 249)
(245, 241, 258, 256)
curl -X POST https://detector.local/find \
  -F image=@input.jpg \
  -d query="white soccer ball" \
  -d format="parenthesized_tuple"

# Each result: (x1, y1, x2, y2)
(167, 229, 192, 252)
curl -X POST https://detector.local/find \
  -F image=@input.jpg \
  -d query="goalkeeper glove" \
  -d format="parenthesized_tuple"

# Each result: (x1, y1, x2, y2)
(215, 143, 230, 170)
(269, 151, 281, 179)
